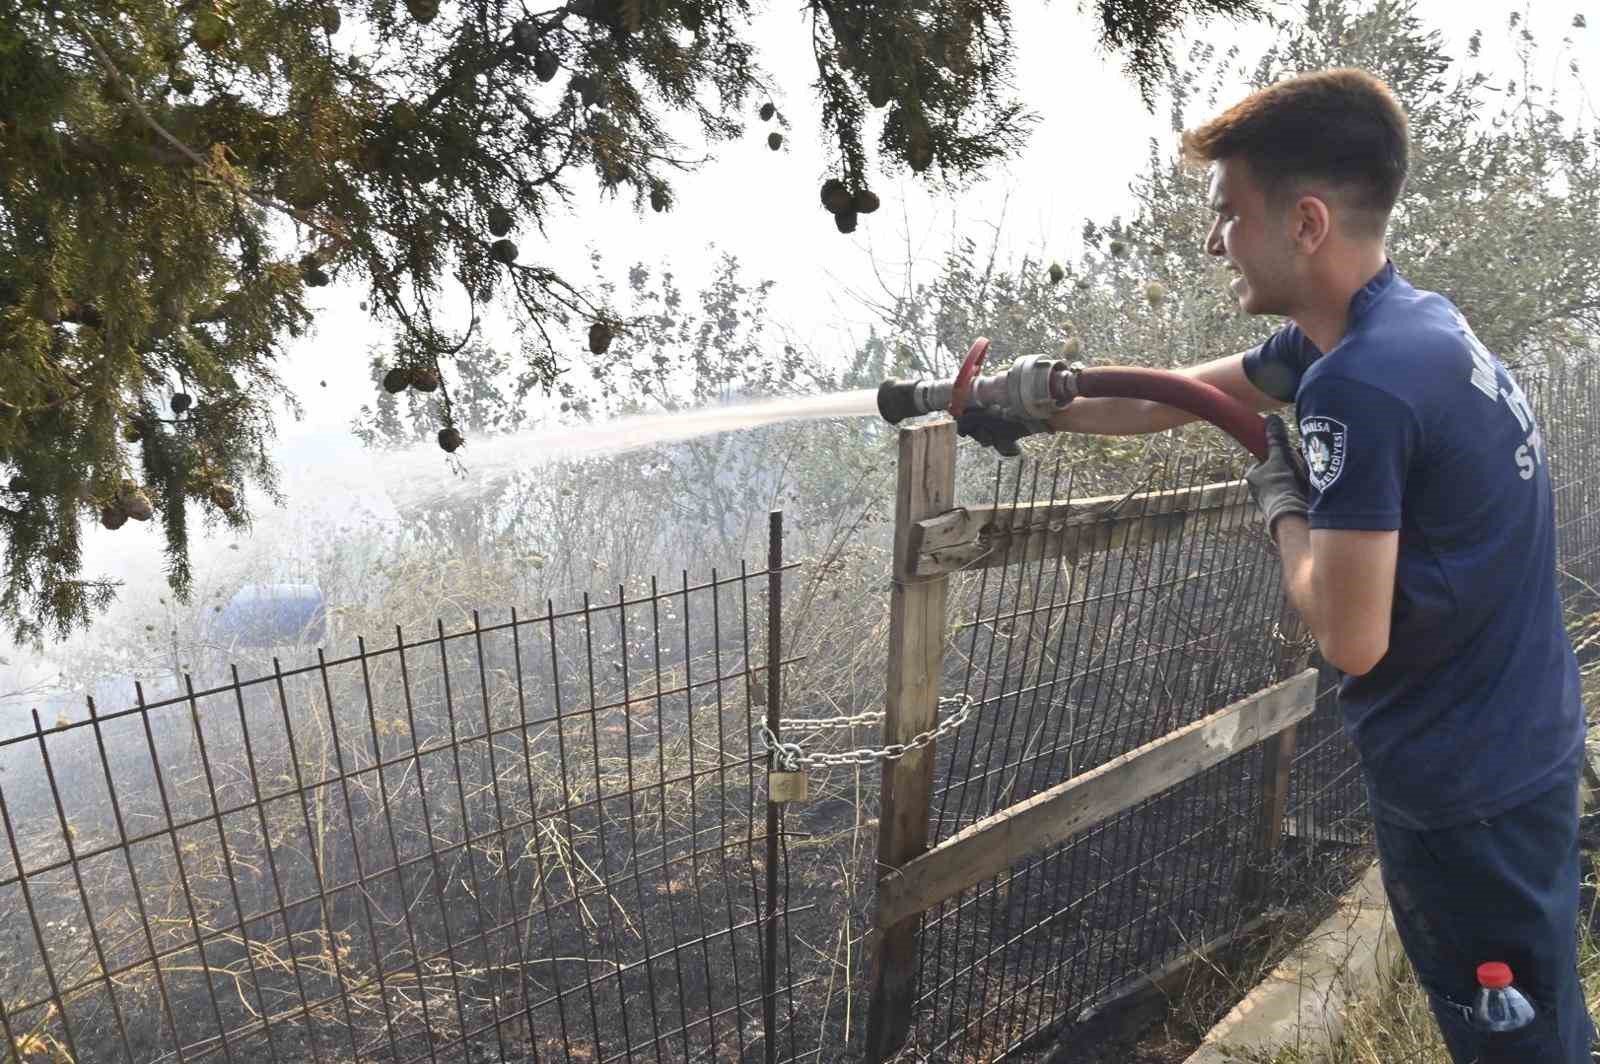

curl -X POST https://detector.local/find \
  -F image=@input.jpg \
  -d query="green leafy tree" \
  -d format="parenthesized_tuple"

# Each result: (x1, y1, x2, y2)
(0, 0, 1268, 644)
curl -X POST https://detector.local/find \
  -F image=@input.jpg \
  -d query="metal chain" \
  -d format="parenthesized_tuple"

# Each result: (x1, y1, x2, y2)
(1271, 620, 1317, 653)
(758, 695, 977, 770)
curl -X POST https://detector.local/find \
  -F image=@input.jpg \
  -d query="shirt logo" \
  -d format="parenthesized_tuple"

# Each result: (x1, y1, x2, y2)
(1300, 416, 1347, 492)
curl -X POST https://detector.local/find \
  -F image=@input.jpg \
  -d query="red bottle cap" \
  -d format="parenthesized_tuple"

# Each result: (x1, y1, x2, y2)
(1477, 962, 1513, 989)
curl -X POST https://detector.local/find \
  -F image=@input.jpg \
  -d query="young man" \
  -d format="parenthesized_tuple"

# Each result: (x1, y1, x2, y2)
(963, 69, 1592, 1061)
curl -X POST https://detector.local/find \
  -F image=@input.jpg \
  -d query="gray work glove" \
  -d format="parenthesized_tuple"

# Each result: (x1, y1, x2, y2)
(954, 408, 1040, 458)
(1246, 414, 1310, 537)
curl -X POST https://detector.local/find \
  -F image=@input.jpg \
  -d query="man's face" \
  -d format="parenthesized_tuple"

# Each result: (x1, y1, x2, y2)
(1205, 158, 1300, 317)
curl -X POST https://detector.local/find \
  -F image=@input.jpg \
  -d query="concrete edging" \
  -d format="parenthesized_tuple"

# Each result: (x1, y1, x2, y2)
(1183, 860, 1399, 1063)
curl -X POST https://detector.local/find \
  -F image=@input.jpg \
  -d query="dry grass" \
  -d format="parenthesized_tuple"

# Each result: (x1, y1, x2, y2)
(1236, 915, 1600, 1064)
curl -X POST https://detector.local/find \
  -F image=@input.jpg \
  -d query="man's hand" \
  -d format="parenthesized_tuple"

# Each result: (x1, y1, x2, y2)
(1246, 414, 1310, 536)
(954, 408, 1037, 457)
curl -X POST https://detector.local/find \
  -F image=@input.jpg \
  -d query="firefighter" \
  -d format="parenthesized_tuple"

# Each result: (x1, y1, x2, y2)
(963, 68, 1593, 1061)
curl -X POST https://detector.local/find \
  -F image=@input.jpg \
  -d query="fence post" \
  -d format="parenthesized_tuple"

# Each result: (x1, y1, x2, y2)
(865, 420, 957, 1062)
(763, 509, 784, 1064)
(1243, 607, 1311, 903)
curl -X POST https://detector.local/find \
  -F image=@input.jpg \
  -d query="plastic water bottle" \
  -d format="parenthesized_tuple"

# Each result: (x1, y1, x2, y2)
(1473, 962, 1537, 1032)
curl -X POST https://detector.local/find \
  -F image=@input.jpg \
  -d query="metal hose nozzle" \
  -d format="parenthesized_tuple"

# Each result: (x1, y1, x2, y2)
(875, 336, 1268, 460)
(876, 377, 952, 424)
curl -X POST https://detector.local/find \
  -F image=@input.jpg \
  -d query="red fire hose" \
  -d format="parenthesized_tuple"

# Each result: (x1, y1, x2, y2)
(1075, 366, 1268, 460)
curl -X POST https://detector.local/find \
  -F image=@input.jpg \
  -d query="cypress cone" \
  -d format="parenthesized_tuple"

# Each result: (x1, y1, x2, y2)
(119, 485, 154, 521)
(588, 321, 614, 354)
(437, 427, 464, 452)
(820, 179, 851, 214)
(383, 367, 414, 393)
(908, 135, 933, 173)
(511, 19, 540, 54)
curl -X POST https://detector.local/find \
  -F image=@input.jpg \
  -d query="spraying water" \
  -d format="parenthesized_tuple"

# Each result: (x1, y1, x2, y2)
(377, 388, 881, 507)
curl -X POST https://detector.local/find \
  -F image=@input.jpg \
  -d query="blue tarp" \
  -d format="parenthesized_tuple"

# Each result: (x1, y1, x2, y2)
(210, 583, 327, 648)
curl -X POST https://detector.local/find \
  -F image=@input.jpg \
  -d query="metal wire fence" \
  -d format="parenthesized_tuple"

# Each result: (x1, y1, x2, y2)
(894, 357, 1600, 1060)
(0, 557, 808, 1064)
(3, 361, 1598, 1063)
(898, 442, 1307, 1060)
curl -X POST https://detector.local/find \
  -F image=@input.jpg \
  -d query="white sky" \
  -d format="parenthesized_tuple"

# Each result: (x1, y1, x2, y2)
(5, 1, 1594, 684)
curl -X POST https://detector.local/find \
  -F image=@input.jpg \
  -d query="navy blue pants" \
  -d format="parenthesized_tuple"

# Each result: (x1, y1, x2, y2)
(1374, 769, 1595, 1063)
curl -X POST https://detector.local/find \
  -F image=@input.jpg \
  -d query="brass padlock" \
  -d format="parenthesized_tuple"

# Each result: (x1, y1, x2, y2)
(768, 769, 808, 804)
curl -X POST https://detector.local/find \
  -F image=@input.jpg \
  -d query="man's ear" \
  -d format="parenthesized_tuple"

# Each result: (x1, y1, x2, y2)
(1292, 194, 1333, 254)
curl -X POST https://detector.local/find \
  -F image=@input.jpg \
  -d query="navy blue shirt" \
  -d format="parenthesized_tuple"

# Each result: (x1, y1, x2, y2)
(1244, 263, 1584, 829)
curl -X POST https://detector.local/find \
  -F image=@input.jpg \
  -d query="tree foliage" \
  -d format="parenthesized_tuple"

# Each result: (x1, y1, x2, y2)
(1, 0, 1269, 644)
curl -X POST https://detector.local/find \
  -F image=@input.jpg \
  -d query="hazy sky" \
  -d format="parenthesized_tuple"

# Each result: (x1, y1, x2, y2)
(6, 1, 1594, 683)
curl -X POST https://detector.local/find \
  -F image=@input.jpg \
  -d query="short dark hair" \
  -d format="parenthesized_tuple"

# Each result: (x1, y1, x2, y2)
(1182, 68, 1409, 234)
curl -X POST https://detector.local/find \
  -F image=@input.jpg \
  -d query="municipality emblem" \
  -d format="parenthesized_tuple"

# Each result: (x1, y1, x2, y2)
(1299, 416, 1347, 492)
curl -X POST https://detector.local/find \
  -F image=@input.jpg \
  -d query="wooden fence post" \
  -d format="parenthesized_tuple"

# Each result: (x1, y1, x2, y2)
(1242, 607, 1312, 903)
(865, 420, 957, 1062)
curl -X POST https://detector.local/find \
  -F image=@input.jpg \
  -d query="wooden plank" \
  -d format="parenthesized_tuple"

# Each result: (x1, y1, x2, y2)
(877, 669, 1319, 928)
(1257, 728, 1298, 851)
(864, 420, 956, 1062)
(1242, 610, 1314, 905)
(1259, 611, 1310, 853)
(910, 479, 1253, 576)
(915, 480, 1247, 555)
